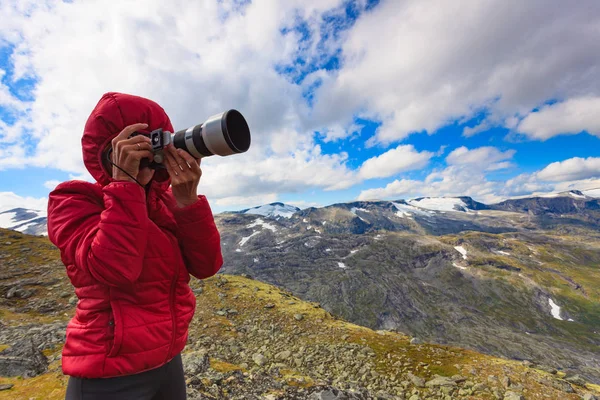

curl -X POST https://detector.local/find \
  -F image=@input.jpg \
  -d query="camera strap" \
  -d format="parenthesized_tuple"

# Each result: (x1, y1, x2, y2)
(105, 148, 144, 188)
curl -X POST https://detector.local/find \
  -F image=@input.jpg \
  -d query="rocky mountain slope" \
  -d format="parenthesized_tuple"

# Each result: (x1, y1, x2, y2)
(216, 192, 600, 385)
(1, 228, 599, 399)
(0, 209, 47, 236)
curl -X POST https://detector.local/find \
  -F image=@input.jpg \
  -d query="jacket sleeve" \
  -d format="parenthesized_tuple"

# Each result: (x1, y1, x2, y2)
(169, 194, 223, 280)
(47, 181, 149, 287)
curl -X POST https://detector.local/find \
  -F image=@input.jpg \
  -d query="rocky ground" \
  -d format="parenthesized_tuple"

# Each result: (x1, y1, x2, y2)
(1, 226, 600, 399)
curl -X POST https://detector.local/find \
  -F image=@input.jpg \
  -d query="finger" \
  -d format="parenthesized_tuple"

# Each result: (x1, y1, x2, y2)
(177, 149, 201, 171)
(120, 135, 152, 147)
(163, 148, 182, 176)
(163, 154, 179, 180)
(113, 132, 151, 153)
(114, 123, 148, 143)
(121, 142, 153, 155)
(166, 145, 186, 170)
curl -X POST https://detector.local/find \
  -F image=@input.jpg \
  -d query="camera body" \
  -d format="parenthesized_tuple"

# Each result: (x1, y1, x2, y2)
(131, 109, 250, 170)
(130, 129, 172, 169)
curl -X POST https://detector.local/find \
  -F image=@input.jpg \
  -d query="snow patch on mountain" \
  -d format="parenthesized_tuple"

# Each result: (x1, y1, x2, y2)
(548, 298, 563, 320)
(0, 208, 48, 236)
(392, 202, 431, 218)
(583, 188, 600, 198)
(239, 231, 260, 246)
(338, 262, 348, 269)
(247, 218, 277, 232)
(240, 203, 300, 218)
(453, 262, 467, 270)
(408, 197, 469, 212)
(454, 246, 468, 260)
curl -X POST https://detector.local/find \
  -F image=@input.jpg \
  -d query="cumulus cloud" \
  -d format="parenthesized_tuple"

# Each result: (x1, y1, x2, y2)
(358, 163, 503, 203)
(310, 0, 600, 144)
(43, 180, 61, 190)
(1, 0, 599, 209)
(0, 0, 363, 205)
(462, 121, 490, 137)
(446, 146, 515, 171)
(0, 192, 47, 213)
(536, 157, 600, 182)
(358, 145, 432, 180)
(517, 97, 600, 140)
(359, 153, 600, 203)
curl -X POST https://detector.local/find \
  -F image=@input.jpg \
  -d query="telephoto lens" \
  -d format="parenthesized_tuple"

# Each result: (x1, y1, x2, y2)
(172, 109, 251, 158)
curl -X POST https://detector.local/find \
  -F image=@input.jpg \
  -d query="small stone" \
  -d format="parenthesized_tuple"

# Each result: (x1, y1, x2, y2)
(252, 353, 267, 366)
(294, 314, 304, 321)
(426, 376, 457, 387)
(264, 303, 275, 309)
(276, 350, 291, 360)
(583, 394, 598, 400)
(193, 287, 203, 294)
(550, 379, 574, 393)
(215, 310, 227, 316)
(181, 350, 210, 376)
(503, 392, 524, 400)
(407, 373, 425, 388)
(564, 374, 587, 387)
(472, 383, 488, 392)
(0, 384, 13, 391)
(410, 337, 422, 345)
(68, 296, 78, 306)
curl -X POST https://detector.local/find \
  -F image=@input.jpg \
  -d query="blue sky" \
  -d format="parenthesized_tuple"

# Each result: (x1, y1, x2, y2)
(0, 0, 599, 213)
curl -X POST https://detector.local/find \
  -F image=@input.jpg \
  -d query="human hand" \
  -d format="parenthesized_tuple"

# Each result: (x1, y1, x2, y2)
(111, 123, 154, 184)
(163, 144, 202, 208)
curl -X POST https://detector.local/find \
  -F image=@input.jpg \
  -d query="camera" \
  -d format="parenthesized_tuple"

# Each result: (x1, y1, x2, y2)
(133, 109, 251, 169)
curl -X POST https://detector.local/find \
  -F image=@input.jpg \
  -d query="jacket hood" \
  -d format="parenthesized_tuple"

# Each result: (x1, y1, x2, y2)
(82, 92, 173, 189)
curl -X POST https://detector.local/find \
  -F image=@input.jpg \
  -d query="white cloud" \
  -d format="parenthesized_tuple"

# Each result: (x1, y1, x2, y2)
(517, 97, 600, 140)
(0, 0, 364, 205)
(446, 146, 515, 171)
(0, 192, 47, 213)
(359, 153, 600, 203)
(462, 121, 490, 137)
(536, 157, 600, 182)
(358, 145, 432, 180)
(310, 0, 600, 144)
(2, 0, 600, 209)
(43, 180, 61, 190)
(214, 193, 278, 209)
(358, 179, 422, 201)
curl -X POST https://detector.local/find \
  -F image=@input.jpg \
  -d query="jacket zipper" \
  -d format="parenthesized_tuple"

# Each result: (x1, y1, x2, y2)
(165, 234, 180, 363)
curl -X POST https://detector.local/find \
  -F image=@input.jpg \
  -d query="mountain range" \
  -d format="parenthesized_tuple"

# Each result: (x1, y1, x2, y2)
(1, 190, 599, 387)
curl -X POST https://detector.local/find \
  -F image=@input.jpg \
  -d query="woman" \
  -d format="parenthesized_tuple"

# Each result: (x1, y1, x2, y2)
(47, 92, 223, 399)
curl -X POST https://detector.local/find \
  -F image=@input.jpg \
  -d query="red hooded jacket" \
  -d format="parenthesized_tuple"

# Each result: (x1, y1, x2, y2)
(47, 92, 223, 378)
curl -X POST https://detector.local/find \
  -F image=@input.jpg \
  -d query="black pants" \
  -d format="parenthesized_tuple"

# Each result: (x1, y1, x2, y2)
(65, 353, 186, 400)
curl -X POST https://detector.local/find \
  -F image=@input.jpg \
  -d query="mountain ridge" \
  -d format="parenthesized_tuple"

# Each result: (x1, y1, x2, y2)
(0, 229, 599, 399)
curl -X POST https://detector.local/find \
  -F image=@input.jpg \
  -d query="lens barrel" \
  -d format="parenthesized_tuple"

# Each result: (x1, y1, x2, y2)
(172, 109, 250, 158)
